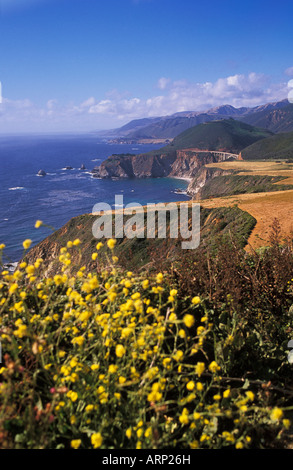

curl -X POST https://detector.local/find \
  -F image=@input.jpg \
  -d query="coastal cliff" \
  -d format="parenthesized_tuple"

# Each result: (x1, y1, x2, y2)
(91, 149, 223, 180)
(186, 166, 235, 198)
(91, 119, 276, 201)
(168, 150, 222, 178)
(91, 152, 177, 178)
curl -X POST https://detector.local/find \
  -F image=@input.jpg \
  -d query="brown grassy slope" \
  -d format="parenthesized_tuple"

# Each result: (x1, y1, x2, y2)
(197, 190, 293, 250)
(205, 160, 293, 184)
(195, 160, 293, 249)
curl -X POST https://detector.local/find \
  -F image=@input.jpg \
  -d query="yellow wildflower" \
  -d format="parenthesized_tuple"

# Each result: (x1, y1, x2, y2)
(196, 382, 204, 391)
(195, 362, 205, 377)
(193, 412, 201, 420)
(9, 283, 18, 295)
(183, 314, 195, 328)
(283, 419, 291, 429)
(85, 404, 94, 413)
(115, 344, 126, 357)
(173, 350, 184, 362)
(209, 361, 221, 373)
(107, 238, 116, 250)
(108, 364, 118, 374)
(246, 391, 255, 401)
(72, 336, 85, 347)
(91, 432, 103, 448)
(271, 407, 283, 422)
(156, 272, 163, 284)
(235, 442, 244, 449)
(190, 440, 199, 449)
(23, 239, 32, 250)
(213, 394, 221, 401)
(67, 391, 78, 402)
(186, 381, 195, 391)
(142, 279, 149, 289)
(179, 408, 189, 425)
(71, 439, 81, 449)
(70, 415, 76, 425)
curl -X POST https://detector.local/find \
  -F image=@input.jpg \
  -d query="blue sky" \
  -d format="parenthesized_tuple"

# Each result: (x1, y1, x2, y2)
(0, 0, 293, 132)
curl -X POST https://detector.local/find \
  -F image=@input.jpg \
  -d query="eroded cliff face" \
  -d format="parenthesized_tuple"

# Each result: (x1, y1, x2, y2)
(169, 150, 219, 178)
(92, 152, 177, 178)
(186, 167, 235, 199)
(92, 149, 220, 180)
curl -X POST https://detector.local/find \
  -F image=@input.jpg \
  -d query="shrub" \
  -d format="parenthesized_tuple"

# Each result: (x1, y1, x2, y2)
(0, 239, 292, 449)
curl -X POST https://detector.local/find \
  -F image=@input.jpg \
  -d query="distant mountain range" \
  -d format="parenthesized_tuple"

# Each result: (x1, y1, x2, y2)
(240, 103, 293, 133)
(97, 99, 292, 141)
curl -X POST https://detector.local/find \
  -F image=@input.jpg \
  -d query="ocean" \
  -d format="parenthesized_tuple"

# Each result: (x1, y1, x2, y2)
(0, 134, 190, 264)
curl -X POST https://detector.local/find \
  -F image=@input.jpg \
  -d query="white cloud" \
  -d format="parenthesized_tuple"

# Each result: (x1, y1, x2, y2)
(0, 72, 289, 132)
(157, 77, 171, 90)
(88, 100, 114, 114)
(80, 97, 95, 108)
(285, 67, 293, 77)
(47, 99, 57, 109)
(88, 72, 284, 121)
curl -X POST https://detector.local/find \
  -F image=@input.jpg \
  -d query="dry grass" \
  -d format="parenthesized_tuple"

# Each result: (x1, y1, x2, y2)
(193, 160, 293, 249)
(205, 160, 293, 185)
(197, 190, 293, 251)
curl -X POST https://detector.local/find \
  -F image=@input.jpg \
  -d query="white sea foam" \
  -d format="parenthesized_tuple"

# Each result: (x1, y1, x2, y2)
(8, 186, 24, 190)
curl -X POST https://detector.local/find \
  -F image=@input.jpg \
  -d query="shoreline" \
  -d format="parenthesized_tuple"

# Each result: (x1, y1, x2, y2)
(170, 175, 192, 182)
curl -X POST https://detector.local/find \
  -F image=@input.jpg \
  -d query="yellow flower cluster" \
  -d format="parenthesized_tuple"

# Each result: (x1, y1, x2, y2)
(0, 238, 290, 449)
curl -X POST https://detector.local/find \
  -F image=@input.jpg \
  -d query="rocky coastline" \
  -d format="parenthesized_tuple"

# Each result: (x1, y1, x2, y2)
(91, 148, 238, 198)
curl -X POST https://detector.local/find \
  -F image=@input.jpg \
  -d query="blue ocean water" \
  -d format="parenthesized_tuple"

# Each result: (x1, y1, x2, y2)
(0, 134, 190, 263)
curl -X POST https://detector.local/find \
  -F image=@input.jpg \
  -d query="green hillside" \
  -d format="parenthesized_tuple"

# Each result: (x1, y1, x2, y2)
(197, 174, 293, 199)
(24, 206, 256, 276)
(153, 119, 273, 155)
(241, 130, 293, 160)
